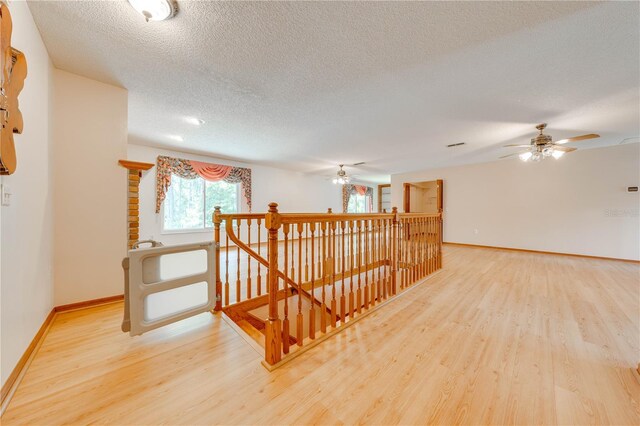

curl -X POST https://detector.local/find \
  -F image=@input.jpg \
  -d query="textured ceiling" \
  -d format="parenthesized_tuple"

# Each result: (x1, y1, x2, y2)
(28, 1, 639, 182)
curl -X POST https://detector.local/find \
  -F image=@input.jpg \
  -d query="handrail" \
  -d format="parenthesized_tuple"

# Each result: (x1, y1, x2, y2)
(397, 212, 441, 218)
(218, 213, 266, 220)
(213, 203, 443, 367)
(215, 208, 314, 305)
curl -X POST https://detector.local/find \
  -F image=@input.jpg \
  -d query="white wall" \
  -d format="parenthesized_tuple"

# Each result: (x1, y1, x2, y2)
(52, 70, 128, 305)
(0, 1, 54, 387)
(127, 144, 345, 246)
(391, 143, 640, 260)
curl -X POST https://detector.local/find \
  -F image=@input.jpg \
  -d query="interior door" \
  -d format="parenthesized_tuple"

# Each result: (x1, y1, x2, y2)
(122, 241, 216, 336)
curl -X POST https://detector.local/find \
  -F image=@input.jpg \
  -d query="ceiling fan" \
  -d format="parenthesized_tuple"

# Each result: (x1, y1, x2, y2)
(500, 123, 600, 162)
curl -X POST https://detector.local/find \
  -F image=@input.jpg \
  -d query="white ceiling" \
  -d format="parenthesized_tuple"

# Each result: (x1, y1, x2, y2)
(28, 1, 639, 183)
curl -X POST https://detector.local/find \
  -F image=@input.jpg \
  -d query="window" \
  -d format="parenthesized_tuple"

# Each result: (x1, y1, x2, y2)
(163, 175, 239, 231)
(347, 194, 372, 213)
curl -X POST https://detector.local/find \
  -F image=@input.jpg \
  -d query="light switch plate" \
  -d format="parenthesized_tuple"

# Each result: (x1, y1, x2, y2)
(1, 184, 11, 206)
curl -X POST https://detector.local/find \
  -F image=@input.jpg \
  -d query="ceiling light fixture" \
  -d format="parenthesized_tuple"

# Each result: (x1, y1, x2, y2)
(332, 165, 350, 185)
(185, 117, 205, 126)
(127, 0, 177, 22)
(167, 135, 183, 142)
(518, 146, 566, 162)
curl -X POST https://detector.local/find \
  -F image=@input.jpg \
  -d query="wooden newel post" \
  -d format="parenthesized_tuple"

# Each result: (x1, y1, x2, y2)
(391, 207, 398, 295)
(213, 206, 223, 311)
(264, 202, 282, 365)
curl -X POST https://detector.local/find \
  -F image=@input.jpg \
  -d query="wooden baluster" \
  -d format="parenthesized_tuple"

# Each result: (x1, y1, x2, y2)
(340, 221, 344, 324)
(404, 219, 409, 287)
(296, 223, 304, 346)
(246, 219, 252, 299)
(431, 217, 435, 274)
(290, 226, 296, 283)
(341, 221, 351, 323)
(340, 223, 344, 324)
(317, 222, 322, 278)
(282, 223, 290, 354)
(266, 224, 270, 294)
(257, 218, 262, 296)
(429, 220, 436, 274)
(364, 219, 371, 310)
(431, 217, 436, 274)
(439, 215, 443, 269)
(417, 218, 422, 279)
(349, 220, 358, 318)
(416, 218, 420, 279)
(236, 219, 242, 302)
(264, 203, 282, 365)
(391, 208, 398, 295)
(380, 218, 386, 296)
(225, 226, 230, 306)
(333, 221, 343, 328)
(305, 225, 309, 282)
(374, 218, 380, 303)
(406, 218, 412, 285)
(423, 218, 428, 277)
(425, 218, 429, 277)
(371, 218, 378, 307)
(213, 207, 222, 311)
(309, 222, 316, 340)
(400, 218, 405, 289)
(409, 218, 415, 285)
(418, 218, 422, 280)
(422, 217, 426, 277)
(349, 222, 359, 321)
(426, 217, 430, 275)
(433, 216, 438, 272)
(320, 221, 327, 334)
(359, 220, 367, 314)
(356, 220, 367, 314)
(385, 217, 391, 298)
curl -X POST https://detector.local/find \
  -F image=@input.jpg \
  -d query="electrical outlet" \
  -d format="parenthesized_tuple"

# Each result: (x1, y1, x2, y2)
(1, 184, 11, 206)
(474, 229, 479, 235)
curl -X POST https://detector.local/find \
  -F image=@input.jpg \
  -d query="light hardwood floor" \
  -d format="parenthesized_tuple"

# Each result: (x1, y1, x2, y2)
(3, 245, 639, 425)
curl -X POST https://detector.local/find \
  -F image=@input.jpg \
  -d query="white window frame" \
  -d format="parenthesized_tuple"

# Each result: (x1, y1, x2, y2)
(161, 177, 241, 234)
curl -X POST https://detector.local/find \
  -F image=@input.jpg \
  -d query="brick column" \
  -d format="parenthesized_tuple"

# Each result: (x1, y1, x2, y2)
(118, 160, 154, 250)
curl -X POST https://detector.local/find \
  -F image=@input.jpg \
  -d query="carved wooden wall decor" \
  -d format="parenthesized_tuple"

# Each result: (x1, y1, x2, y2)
(0, 1, 27, 175)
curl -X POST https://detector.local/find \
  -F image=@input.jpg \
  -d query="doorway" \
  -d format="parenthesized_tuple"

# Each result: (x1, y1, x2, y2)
(403, 180, 443, 213)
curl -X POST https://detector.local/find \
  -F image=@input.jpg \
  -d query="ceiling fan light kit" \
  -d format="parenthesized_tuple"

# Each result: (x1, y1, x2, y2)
(502, 123, 599, 162)
(332, 164, 351, 185)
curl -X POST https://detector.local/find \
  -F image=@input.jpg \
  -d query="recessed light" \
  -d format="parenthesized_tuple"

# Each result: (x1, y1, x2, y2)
(185, 117, 205, 126)
(167, 135, 183, 142)
(127, 0, 177, 22)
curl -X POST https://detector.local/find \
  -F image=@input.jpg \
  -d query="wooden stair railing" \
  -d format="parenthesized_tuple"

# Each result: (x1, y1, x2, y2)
(212, 203, 443, 368)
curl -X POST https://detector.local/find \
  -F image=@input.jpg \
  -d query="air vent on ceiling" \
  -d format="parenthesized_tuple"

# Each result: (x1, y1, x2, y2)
(353, 162, 366, 166)
(446, 142, 466, 148)
(619, 137, 639, 145)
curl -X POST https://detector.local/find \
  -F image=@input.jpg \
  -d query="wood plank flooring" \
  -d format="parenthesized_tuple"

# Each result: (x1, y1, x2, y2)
(2, 245, 639, 425)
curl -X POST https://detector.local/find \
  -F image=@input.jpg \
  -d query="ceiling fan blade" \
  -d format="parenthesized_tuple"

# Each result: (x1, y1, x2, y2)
(499, 151, 529, 159)
(552, 145, 577, 153)
(555, 133, 600, 144)
(503, 144, 531, 147)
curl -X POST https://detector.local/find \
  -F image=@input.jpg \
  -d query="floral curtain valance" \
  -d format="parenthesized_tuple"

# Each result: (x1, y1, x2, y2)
(156, 156, 252, 213)
(342, 184, 374, 213)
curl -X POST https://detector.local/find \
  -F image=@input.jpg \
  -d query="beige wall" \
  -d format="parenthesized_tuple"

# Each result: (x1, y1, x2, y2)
(52, 70, 128, 305)
(0, 2, 54, 387)
(391, 143, 640, 260)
